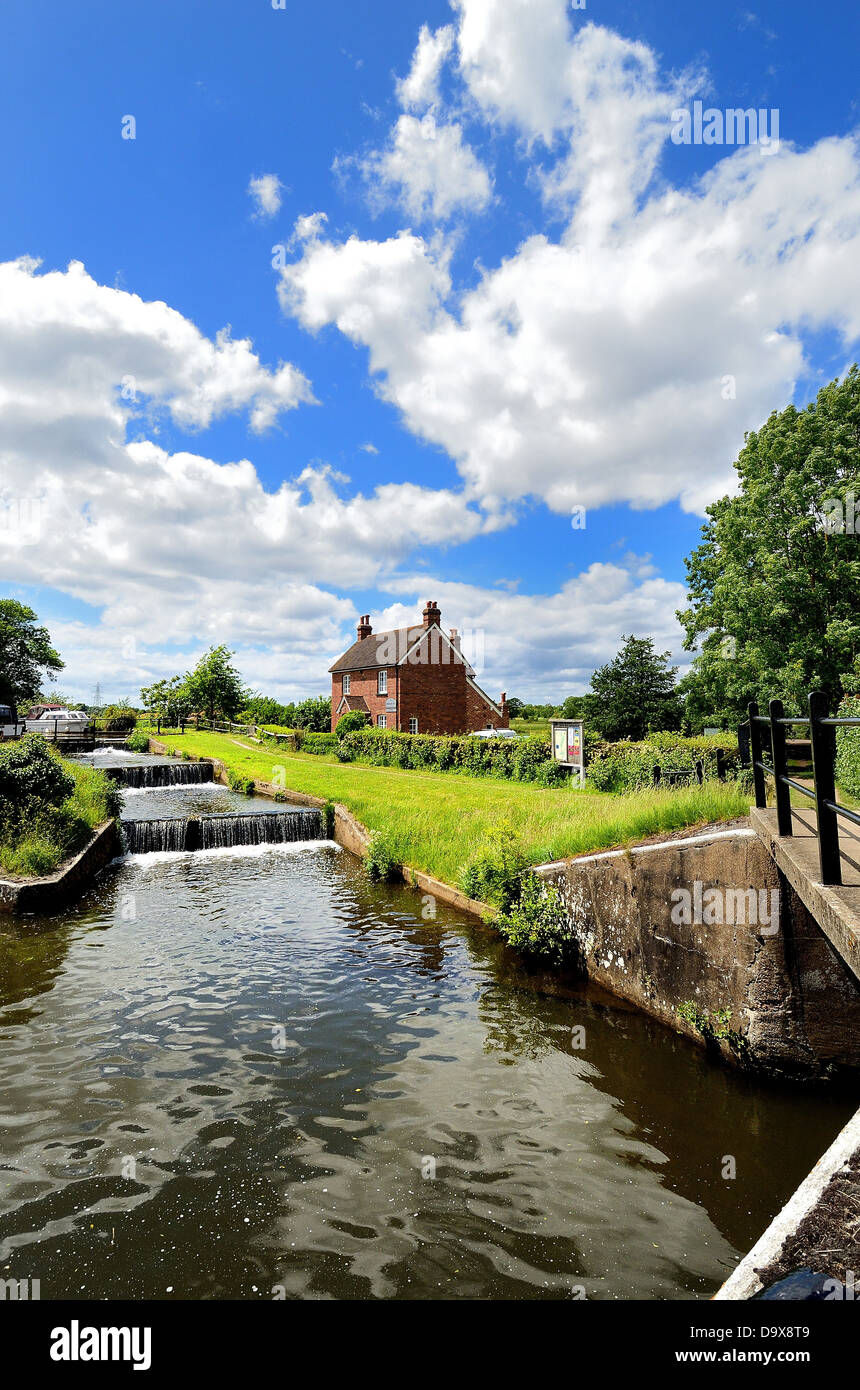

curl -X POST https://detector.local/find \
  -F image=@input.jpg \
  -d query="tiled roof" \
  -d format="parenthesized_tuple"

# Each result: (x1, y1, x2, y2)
(329, 625, 425, 673)
(336, 694, 370, 713)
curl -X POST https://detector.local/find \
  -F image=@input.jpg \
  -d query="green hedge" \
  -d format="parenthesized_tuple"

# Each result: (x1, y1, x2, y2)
(836, 694, 860, 800)
(338, 728, 567, 785)
(586, 733, 741, 794)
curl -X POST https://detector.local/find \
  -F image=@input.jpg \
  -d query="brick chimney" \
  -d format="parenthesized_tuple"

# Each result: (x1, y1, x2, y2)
(357, 614, 372, 641)
(422, 599, 441, 629)
(449, 627, 461, 653)
(500, 691, 508, 725)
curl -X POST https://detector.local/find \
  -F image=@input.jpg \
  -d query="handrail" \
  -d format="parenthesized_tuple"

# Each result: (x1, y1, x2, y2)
(743, 691, 856, 885)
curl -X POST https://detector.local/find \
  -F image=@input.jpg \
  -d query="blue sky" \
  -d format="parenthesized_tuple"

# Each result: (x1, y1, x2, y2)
(2, 0, 859, 704)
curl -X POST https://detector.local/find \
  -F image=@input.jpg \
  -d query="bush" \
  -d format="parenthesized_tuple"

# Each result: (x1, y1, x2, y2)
(460, 823, 527, 910)
(365, 832, 401, 882)
(96, 704, 137, 732)
(0, 734, 75, 836)
(836, 693, 860, 800)
(495, 873, 578, 967)
(338, 727, 563, 786)
(0, 750, 121, 877)
(126, 727, 150, 753)
(302, 732, 338, 756)
(586, 734, 740, 794)
(335, 710, 370, 739)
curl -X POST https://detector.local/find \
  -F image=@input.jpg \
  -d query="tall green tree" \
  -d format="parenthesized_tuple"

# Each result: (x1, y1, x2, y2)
(0, 601, 64, 715)
(583, 636, 682, 740)
(183, 647, 247, 723)
(140, 676, 190, 726)
(679, 368, 860, 721)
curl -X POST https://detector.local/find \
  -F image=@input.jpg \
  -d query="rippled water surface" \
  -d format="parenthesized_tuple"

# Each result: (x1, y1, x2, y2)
(0, 842, 852, 1301)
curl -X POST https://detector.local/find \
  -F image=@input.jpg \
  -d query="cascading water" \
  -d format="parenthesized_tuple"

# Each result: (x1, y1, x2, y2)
(122, 809, 324, 854)
(105, 762, 214, 788)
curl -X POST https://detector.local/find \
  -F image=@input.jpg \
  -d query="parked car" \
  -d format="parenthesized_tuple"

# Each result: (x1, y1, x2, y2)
(469, 727, 521, 739)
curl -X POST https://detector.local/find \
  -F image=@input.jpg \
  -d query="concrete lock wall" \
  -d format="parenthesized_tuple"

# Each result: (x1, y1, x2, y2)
(535, 829, 860, 1081)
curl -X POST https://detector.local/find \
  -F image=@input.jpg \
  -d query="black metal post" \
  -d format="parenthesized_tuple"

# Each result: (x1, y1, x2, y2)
(808, 690, 842, 886)
(653, 764, 661, 786)
(770, 699, 793, 836)
(695, 759, 703, 785)
(748, 703, 766, 807)
(716, 748, 726, 782)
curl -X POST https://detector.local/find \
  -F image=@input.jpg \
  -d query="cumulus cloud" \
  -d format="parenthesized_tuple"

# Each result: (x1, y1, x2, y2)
(396, 23, 455, 111)
(370, 563, 690, 699)
(0, 257, 500, 700)
(279, 8, 860, 516)
(248, 173, 285, 219)
(362, 113, 492, 221)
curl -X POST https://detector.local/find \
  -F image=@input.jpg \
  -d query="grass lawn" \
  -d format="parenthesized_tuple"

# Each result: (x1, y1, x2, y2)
(154, 730, 750, 886)
(510, 718, 551, 738)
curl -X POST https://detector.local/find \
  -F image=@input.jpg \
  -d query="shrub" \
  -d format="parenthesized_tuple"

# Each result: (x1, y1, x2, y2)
(836, 692, 860, 800)
(96, 704, 137, 733)
(303, 732, 338, 756)
(586, 734, 740, 794)
(335, 710, 370, 739)
(495, 873, 577, 967)
(365, 832, 401, 882)
(0, 734, 75, 836)
(0, 751, 120, 877)
(126, 727, 150, 753)
(337, 727, 563, 787)
(460, 823, 527, 910)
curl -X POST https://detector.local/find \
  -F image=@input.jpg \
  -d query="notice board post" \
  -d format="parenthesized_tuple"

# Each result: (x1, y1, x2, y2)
(550, 719, 585, 787)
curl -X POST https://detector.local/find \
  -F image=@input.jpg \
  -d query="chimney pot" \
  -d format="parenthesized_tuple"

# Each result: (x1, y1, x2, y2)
(422, 599, 441, 629)
(357, 614, 372, 641)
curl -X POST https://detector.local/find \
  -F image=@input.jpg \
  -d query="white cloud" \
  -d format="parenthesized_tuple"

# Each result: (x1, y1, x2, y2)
(248, 173, 284, 219)
(396, 23, 455, 111)
(362, 113, 492, 222)
(279, 11, 860, 517)
(371, 563, 690, 699)
(0, 257, 499, 701)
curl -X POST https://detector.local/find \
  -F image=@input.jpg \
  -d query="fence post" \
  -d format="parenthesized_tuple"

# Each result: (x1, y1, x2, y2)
(653, 764, 661, 786)
(695, 759, 703, 785)
(748, 703, 766, 808)
(809, 690, 842, 886)
(769, 699, 793, 836)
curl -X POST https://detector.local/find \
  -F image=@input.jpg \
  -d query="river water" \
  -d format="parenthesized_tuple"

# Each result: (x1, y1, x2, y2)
(0, 779, 853, 1301)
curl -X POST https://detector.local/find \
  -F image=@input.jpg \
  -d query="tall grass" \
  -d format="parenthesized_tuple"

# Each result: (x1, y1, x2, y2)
(155, 731, 749, 885)
(0, 761, 120, 878)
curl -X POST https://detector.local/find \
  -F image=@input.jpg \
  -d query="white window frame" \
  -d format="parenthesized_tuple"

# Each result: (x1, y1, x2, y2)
(378, 669, 387, 695)
(377, 714, 387, 728)
(409, 717, 418, 734)
(343, 673, 351, 695)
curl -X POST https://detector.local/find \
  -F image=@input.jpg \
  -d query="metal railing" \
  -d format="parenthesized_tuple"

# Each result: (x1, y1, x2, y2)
(744, 692, 860, 885)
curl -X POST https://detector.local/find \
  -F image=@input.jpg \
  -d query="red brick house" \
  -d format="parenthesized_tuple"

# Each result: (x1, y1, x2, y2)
(329, 600, 509, 735)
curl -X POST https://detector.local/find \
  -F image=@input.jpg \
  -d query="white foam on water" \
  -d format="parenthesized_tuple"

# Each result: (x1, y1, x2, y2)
(114, 839, 340, 868)
(121, 783, 225, 797)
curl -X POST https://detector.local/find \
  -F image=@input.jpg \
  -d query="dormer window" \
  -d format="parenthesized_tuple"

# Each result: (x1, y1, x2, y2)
(343, 673, 351, 695)
(378, 670, 387, 695)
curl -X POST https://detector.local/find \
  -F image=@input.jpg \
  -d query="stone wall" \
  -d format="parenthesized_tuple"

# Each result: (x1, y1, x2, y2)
(535, 829, 860, 1081)
(0, 820, 120, 917)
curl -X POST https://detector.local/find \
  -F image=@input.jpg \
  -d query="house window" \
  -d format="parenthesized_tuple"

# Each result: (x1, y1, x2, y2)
(378, 670, 387, 695)
(409, 717, 418, 734)
(377, 714, 386, 728)
(343, 674, 351, 695)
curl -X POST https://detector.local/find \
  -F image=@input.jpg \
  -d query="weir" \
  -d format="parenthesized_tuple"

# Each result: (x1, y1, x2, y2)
(121, 809, 324, 855)
(103, 762, 214, 788)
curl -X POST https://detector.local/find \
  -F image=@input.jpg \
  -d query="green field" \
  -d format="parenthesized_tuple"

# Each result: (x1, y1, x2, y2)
(153, 730, 749, 886)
